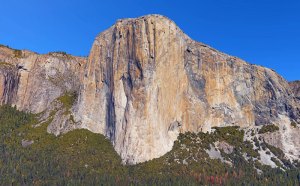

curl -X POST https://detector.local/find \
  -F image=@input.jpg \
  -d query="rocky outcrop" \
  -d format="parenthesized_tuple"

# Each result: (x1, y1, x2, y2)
(0, 46, 86, 113)
(1, 15, 299, 165)
(289, 81, 300, 100)
(0, 46, 86, 136)
(73, 15, 300, 164)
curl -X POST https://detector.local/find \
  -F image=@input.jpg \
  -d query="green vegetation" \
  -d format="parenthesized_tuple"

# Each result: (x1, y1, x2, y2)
(0, 106, 299, 185)
(264, 143, 284, 159)
(259, 124, 279, 134)
(0, 62, 13, 67)
(56, 92, 78, 120)
(131, 126, 299, 185)
(291, 121, 297, 128)
(13, 49, 22, 58)
(48, 51, 72, 58)
(49, 51, 68, 55)
(57, 92, 77, 110)
(0, 44, 10, 48)
(271, 157, 282, 167)
(263, 142, 294, 168)
(0, 105, 125, 185)
(48, 51, 74, 60)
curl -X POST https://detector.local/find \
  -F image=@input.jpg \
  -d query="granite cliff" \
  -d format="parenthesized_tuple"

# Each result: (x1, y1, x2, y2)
(0, 15, 299, 164)
(0, 46, 86, 134)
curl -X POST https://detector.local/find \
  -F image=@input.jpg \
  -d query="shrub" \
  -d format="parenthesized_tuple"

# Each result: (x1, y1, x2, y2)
(265, 143, 285, 159)
(259, 124, 279, 134)
(57, 92, 77, 110)
(291, 121, 297, 128)
(271, 157, 281, 167)
(0, 44, 10, 48)
(13, 50, 22, 58)
(0, 62, 13, 67)
(49, 51, 69, 56)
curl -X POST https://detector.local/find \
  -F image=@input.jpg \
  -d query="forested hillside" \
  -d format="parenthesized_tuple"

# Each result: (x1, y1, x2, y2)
(0, 105, 299, 185)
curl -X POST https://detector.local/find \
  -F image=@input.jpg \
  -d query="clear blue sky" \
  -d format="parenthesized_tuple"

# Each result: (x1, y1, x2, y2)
(0, 0, 299, 81)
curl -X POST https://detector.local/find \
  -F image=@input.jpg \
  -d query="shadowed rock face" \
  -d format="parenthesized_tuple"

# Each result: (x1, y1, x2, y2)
(1, 15, 299, 164)
(0, 64, 19, 105)
(74, 15, 300, 164)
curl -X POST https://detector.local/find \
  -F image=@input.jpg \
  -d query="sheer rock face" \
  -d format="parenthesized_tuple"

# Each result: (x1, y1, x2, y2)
(0, 46, 86, 114)
(1, 15, 300, 164)
(74, 15, 300, 164)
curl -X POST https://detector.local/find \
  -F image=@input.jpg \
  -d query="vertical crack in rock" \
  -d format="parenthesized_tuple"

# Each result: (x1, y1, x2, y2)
(105, 28, 117, 142)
